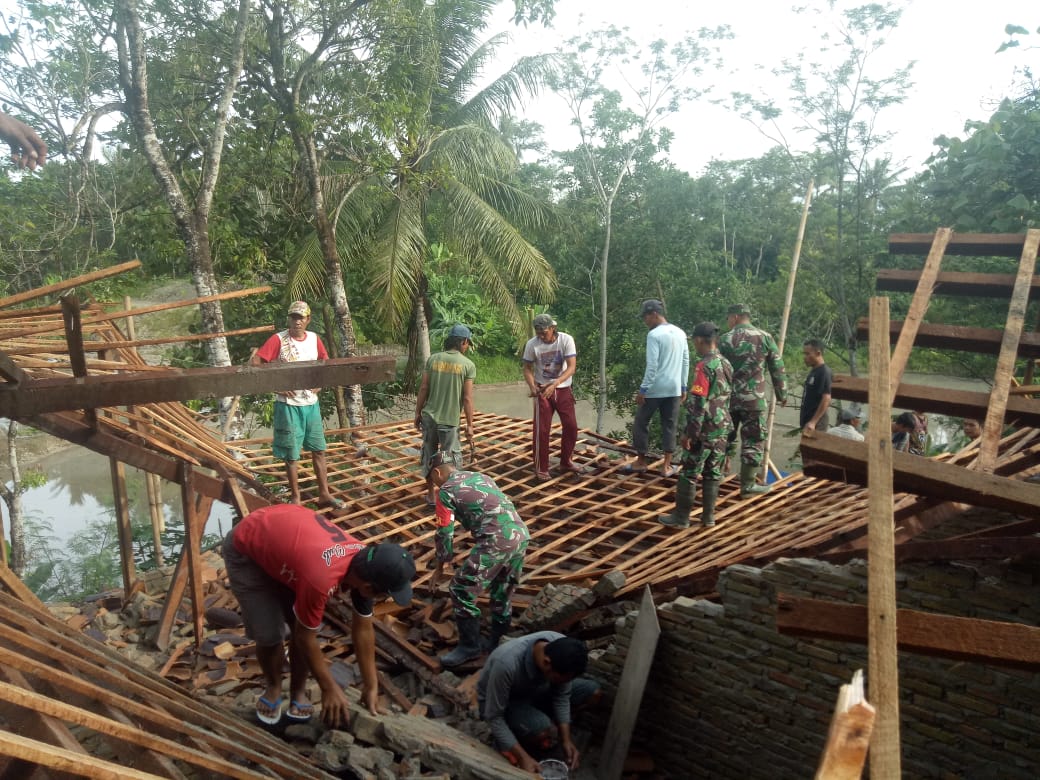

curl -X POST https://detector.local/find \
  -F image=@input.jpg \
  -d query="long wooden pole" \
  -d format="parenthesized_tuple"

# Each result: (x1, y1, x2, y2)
(867, 296, 901, 777)
(762, 177, 814, 480)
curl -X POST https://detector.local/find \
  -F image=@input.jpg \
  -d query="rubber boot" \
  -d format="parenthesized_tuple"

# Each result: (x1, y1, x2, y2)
(701, 479, 721, 527)
(740, 462, 770, 497)
(658, 476, 696, 528)
(439, 617, 482, 668)
(483, 618, 511, 654)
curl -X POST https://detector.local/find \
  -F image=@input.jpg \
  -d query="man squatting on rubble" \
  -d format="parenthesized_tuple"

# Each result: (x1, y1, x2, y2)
(478, 631, 601, 774)
(223, 504, 416, 726)
(429, 452, 530, 667)
(719, 303, 787, 497)
(660, 321, 734, 529)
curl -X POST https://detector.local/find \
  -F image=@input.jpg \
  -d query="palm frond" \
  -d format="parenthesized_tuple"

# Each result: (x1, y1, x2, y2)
(366, 191, 428, 335)
(449, 53, 558, 129)
(440, 178, 556, 302)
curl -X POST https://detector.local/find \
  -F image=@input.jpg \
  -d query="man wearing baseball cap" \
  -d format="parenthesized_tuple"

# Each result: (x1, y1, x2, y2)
(223, 504, 415, 727)
(523, 313, 580, 480)
(415, 323, 477, 505)
(250, 301, 340, 508)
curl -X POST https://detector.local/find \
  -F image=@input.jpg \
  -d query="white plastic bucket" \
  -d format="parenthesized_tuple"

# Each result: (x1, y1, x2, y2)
(538, 759, 568, 780)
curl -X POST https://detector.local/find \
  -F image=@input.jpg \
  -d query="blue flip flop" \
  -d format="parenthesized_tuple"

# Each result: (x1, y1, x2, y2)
(255, 695, 284, 725)
(287, 700, 314, 722)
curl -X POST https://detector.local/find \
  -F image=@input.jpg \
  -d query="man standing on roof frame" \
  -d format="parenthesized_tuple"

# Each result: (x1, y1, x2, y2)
(523, 313, 580, 481)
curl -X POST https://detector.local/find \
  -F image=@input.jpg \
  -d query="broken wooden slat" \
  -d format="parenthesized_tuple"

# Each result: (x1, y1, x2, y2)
(979, 228, 1040, 471)
(888, 227, 951, 395)
(0, 260, 143, 310)
(776, 594, 1040, 670)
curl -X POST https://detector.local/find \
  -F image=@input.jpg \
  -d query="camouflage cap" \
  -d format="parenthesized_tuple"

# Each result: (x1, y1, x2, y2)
(727, 303, 751, 316)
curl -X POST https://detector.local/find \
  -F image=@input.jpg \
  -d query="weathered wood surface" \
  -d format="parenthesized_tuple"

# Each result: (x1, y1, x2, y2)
(888, 232, 1032, 257)
(854, 319, 1040, 359)
(875, 268, 1040, 299)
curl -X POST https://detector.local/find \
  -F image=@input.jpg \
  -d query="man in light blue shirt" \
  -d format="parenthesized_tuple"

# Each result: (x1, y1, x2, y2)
(628, 299, 689, 476)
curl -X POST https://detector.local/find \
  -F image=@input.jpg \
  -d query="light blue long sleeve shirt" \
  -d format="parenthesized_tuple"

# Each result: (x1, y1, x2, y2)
(639, 322, 689, 398)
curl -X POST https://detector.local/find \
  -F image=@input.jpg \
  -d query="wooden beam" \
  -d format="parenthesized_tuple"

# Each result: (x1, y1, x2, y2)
(829, 375, 1040, 427)
(854, 319, 1040, 358)
(110, 458, 136, 596)
(888, 232, 1030, 257)
(776, 594, 1040, 671)
(0, 355, 396, 416)
(866, 296, 900, 778)
(979, 228, 1040, 471)
(180, 463, 206, 650)
(0, 352, 26, 384)
(800, 434, 1040, 516)
(22, 413, 271, 512)
(889, 227, 950, 395)
(875, 268, 1040, 300)
(4, 325, 275, 356)
(818, 537, 1040, 566)
(0, 260, 142, 310)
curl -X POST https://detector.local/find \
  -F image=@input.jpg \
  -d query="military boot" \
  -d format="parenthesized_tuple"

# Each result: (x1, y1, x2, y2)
(701, 479, 721, 527)
(483, 618, 511, 654)
(658, 476, 696, 529)
(439, 617, 482, 667)
(740, 463, 771, 497)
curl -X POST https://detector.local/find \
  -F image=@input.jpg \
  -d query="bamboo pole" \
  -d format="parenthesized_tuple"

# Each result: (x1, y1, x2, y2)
(867, 296, 901, 777)
(762, 177, 814, 481)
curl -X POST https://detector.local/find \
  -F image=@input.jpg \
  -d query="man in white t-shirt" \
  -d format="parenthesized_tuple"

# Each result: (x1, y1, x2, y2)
(522, 314, 579, 481)
(250, 301, 340, 507)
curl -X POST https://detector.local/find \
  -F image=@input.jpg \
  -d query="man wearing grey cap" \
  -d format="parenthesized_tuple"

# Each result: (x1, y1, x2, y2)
(830, 405, 865, 442)
(629, 299, 689, 476)
(415, 323, 476, 505)
(523, 314, 579, 480)
(251, 301, 339, 507)
(719, 303, 787, 497)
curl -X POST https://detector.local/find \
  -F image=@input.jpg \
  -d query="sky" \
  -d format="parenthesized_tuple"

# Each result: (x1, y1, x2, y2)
(488, 0, 1037, 176)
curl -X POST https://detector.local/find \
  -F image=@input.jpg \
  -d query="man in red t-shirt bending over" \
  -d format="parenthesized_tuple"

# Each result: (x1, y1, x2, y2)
(223, 504, 416, 727)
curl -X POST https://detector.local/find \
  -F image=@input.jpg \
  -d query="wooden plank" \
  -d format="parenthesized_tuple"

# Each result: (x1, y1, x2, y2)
(0, 355, 397, 417)
(0, 730, 166, 780)
(800, 434, 1040, 516)
(180, 463, 206, 650)
(110, 458, 136, 597)
(888, 232, 1029, 257)
(854, 319, 1040, 358)
(979, 228, 1040, 471)
(598, 587, 660, 780)
(875, 268, 1040, 300)
(829, 375, 1040, 428)
(0, 260, 142, 310)
(776, 594, 1040, 670)
(5, 325, 274, 356)
(866, 296, 900, 779)
(888, 227, 950, 395)
(815, 670, 874, 780)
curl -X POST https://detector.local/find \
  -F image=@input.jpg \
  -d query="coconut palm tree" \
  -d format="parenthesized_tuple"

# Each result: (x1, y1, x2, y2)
(288, 0, 557, 377)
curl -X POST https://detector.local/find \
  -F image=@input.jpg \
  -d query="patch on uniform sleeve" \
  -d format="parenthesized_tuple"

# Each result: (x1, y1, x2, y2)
(690, 363, 709, 397)
(435, 499, 454, 528)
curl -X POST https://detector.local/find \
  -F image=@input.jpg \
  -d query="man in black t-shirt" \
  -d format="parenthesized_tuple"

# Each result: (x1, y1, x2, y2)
(800, 339, 832, 432)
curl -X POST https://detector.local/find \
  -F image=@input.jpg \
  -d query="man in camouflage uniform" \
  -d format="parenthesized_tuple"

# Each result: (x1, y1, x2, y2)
(660, 322, 733, 529)
(429, 452, 530, 667)
(719, 303, 787, 497)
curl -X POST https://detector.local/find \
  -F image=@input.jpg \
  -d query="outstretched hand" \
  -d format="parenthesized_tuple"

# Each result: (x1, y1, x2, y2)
(0, 113, 47, 170)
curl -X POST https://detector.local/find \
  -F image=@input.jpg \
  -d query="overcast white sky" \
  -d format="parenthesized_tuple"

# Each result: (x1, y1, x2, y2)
(490, 0, 1037, 176)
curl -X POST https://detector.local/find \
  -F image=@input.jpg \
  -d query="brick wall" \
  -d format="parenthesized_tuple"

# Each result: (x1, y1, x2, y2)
(589, 558, 1040, 778)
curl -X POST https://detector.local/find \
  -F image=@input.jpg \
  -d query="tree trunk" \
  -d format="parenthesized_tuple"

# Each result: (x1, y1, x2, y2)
(415, 294, 431, 369)
(3, 421, 26, 576)
(596, 202, 613, 434)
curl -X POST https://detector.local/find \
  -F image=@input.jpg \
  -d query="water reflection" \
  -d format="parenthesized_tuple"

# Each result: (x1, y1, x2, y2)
(13, 446, 233, 545)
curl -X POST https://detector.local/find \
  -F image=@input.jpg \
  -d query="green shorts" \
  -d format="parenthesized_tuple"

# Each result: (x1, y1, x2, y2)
(272, 401, 327, 461)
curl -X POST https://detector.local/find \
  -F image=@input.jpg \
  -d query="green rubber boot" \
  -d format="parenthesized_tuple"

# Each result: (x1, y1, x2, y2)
(740, 462, 771, 497)
(439, 617, 482, 668)
(701, 479, 721, 527)
(659, 476, 696, 529)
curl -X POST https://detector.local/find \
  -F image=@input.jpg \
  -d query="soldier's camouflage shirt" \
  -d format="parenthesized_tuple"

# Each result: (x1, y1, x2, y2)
(719, 322, 786, 409)
(683, 349, 734, 444)
(434, 471, 528, 561)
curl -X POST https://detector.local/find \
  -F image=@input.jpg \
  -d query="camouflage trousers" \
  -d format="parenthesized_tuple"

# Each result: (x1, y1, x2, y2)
(681, 436, 729, 482)
(727, 405, 766, 467)
(450, 520, 530, 625)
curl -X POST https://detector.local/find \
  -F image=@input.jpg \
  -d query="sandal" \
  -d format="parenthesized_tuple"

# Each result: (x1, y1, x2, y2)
(255, 695, 284, 725)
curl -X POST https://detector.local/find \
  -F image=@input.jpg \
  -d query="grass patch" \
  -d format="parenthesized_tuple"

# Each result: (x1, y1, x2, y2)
(472, 353, 522, 385)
